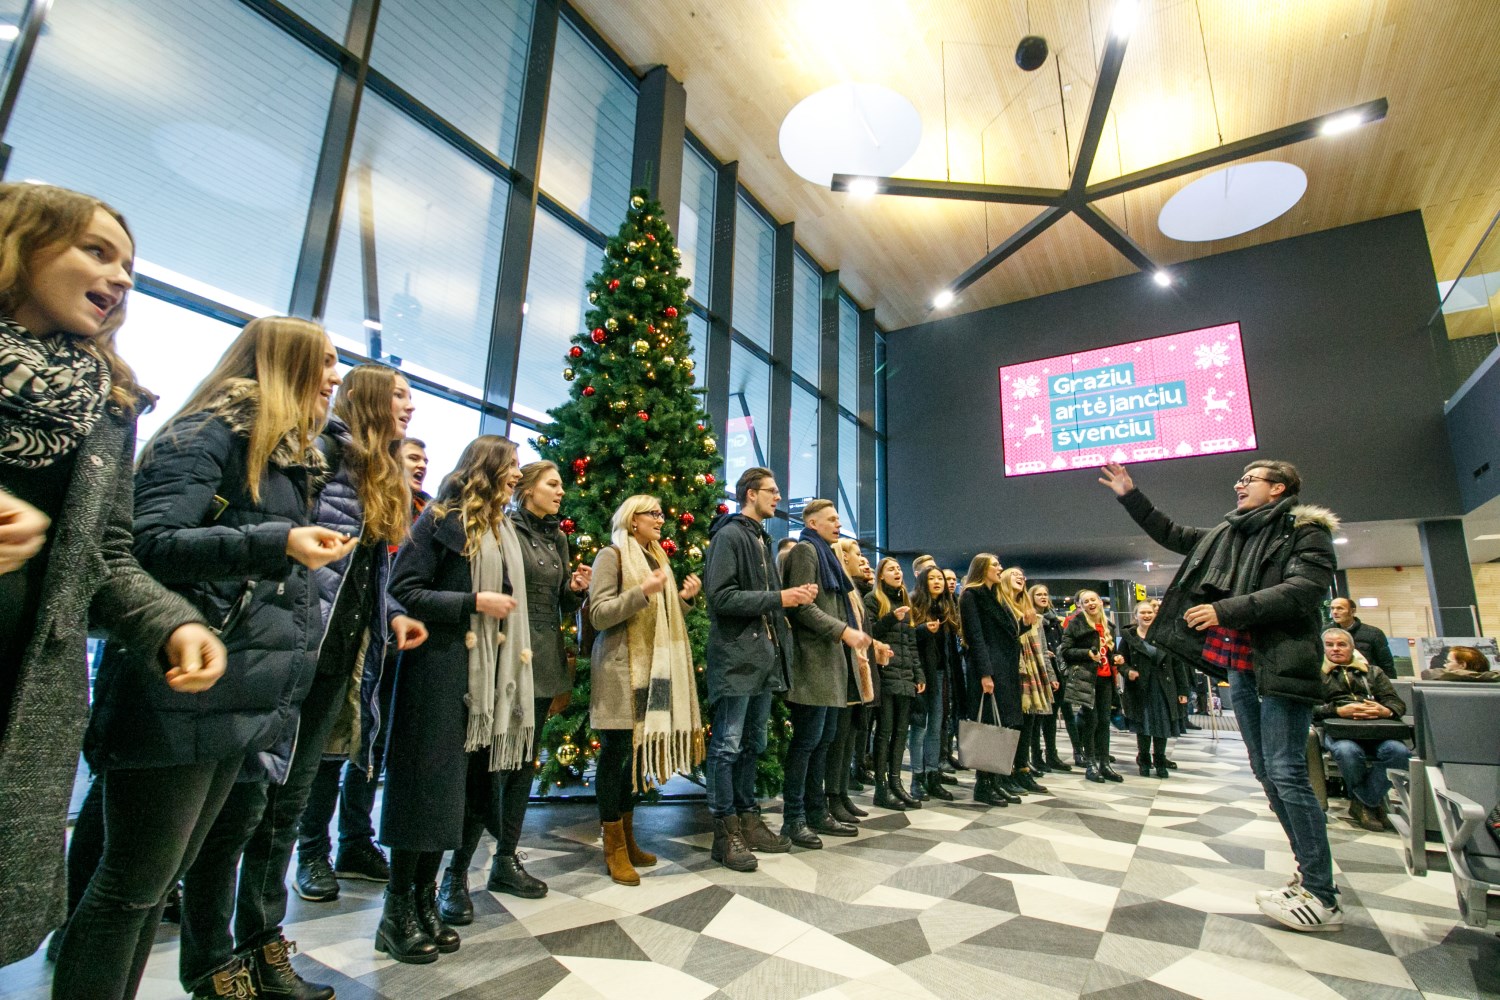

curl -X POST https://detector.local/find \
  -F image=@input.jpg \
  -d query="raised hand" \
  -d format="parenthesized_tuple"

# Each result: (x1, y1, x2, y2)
(641, 567, 670, 596)
(678, 572, 702, 601)
(1098, 462, 1134, 497)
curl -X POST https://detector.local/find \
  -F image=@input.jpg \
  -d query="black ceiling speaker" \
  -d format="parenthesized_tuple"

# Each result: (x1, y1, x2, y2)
(1015, 34, 1049, 71)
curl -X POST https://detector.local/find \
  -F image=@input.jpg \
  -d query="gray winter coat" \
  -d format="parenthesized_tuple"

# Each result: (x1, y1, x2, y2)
(0, 401, 202, 967)
(703, 513, 791, 703)
(514, 506, 585, 698)
(781, 540, 857, 708)
(587, 543, 692, 731)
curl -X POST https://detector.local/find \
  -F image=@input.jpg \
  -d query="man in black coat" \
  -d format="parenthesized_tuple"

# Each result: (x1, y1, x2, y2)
(703, 467, 816, 871)
(1327, 597, 1395, 675)
(1100, 459, 1343, 933)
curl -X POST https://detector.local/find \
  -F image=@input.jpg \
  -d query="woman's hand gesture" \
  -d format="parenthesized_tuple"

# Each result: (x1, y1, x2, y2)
(678, 572, 702, 601)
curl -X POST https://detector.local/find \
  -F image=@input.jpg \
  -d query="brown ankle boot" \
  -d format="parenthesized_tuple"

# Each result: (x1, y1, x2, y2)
(601, 820, 641, 885)
(621, 811, 657, 867)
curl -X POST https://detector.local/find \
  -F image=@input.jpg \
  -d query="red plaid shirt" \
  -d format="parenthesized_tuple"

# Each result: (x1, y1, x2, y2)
(1202, 625, 1254, 674)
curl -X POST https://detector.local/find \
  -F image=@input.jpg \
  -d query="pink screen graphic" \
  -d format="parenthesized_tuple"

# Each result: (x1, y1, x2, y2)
(999, 322, 1256, 477)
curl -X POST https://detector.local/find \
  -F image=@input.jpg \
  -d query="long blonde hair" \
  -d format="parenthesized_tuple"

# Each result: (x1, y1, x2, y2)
(998, 567, 1037, 626)
(872, 556, 910, 619)
(431, 435, 517, 556)
(154, 316, 328, 501)
(332, 365, 410, 545)
(0, 182, 143, 409)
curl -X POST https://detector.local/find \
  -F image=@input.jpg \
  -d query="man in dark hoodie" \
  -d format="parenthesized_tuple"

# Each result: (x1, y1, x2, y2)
(1100, 459, 1343, 933)
(703, 467, 817, 871)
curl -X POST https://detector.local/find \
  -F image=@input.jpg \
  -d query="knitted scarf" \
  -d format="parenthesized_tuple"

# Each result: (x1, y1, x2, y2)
(1177, 495, 1298, 601)
(799, 527, 858, 630)
(465, 515, 533, 771)
(0, 318, 110, 468)
(617, 537, 704, 790)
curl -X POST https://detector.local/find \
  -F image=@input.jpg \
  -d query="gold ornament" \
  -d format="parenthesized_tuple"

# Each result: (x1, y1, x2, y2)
(632, 339, 649, 355)
(688, 545, 703, 560)
(627, 241, 641, 252)
(662, 356, 675, 367)
(682, 357, 696, 372)
(588, 291, 598, 303)
(694, 473, 707, 486)
(555, 740, 579, 767)
(632, 276, 647, 289)
(631, 195, 644, 208)
(704, 437, 717, 454)
(605, 317, 618, 331)
(577, 533, 594, 548)
(611, 400, 627, 412)
(562, 367, 575, 381)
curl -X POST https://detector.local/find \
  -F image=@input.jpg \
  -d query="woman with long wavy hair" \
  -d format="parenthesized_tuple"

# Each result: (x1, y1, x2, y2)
(381, 436, 532, 964)
(57, 317, 355, 999)
(1060, 589, 1125, 784)
(833, 539, 879, 814)
(957, 554, 1022, 807)
(0, 181, 224, 973)
(910, 566, 960, 802)
(999, 567, 1052, 795)
(865, 557, 926, 810)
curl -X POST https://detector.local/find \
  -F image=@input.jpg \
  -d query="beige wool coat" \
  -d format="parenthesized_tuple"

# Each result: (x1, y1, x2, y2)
(586, 543, 692, 731)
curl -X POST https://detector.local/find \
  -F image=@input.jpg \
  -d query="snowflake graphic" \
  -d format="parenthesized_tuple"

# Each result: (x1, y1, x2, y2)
(1194, 341, 1231, 369)
(1012, 375, 1042, 400)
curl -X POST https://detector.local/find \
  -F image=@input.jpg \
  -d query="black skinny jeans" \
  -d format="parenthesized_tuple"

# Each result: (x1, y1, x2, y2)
(1137, 734, 1168, 764)
(823, 705, 853, 799)
(595, 728, 638, 823)
(51, 756, 242, 1000)
(449, 696, 548, 871)
(875, 693, 912, 779)
(1080, 675, 1116, 762)
(1014, 714, 1038, 772)
(298, 656, 396, 858)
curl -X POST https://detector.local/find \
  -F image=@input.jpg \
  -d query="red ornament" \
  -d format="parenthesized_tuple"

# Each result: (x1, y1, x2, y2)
(646, 234, 656, 242)
(647, 324, 656, 334)
(569, 346, 583, 359)
(696, 422, 705, 430)
(636, 410, 649, 421)
(572, 458, 588, 475)
(704, 473, 716, 485)
(560, 518, 576, 534)
(583, 385, 596, 397)
(608, 278, 620, 291)
(661, 539, 678, 556)
(678, 512, 695, 527)
(591, 328, 606, 344)
(665, 306, 678, 319)
(716, 503, 729, 515)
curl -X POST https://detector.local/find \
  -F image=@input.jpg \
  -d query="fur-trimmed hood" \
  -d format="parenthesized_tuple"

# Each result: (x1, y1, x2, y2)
(1321, 651, 1369, 675)
(1291, 503, 1340, 534)
(206, 377, 326, 472)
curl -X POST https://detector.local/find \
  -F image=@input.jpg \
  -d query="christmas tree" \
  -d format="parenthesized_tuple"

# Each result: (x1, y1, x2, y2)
(533, 189, 790, 797)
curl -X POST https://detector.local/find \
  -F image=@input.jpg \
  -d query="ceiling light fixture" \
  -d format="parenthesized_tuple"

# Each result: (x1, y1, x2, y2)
(932, 289, 955, 309)
(1111, 0, 1139, 39)
(1152, 270, 1172, 287)
(780, 83, 921, 188)
(1319, 112, 1365, 136)
(0, 25, 18, 42)
(830, 17, 1388, 304)
(846, 177, 880, 198)
(1333, 537, 1349, 545)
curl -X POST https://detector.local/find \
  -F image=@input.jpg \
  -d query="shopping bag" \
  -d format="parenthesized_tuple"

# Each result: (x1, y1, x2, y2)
(957, 693, 1020, 774)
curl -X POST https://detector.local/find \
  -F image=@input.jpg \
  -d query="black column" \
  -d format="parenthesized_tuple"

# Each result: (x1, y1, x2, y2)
(1418, 519, 1481, 635)
(287, 0, 379, 319)
(1332, 569, 1350, 599)
(0, 0, 51, 176)
(817, 271, 840, 504)
(480, 0, 560, 435)
(857, 308, 877, 546)
(765, 222, 794, 538)
(704, 160, 738, 476)
(631, 65, 686, 234)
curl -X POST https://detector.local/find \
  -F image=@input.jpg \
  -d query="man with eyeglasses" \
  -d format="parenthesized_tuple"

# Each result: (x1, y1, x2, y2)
(702, 467, 818, 870)
(1099, 459, 1343, 932)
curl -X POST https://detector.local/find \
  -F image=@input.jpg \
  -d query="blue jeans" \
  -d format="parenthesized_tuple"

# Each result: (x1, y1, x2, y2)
(707, 692, 773, 818)
(1229, 671, 1337, 907)
(1323, 735, 1411, 809)
(783, 703, 833, 822)
(912, 670, 944, 778)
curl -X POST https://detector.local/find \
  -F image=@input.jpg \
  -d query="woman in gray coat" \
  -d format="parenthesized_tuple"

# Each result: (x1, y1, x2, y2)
(588, 494, 702, 885)
(0, 183, 224, 968)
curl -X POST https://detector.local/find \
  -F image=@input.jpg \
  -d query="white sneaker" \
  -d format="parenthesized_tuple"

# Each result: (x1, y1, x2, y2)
(1258, 886, 1344, 932)
(1254, 872, 1302, 903)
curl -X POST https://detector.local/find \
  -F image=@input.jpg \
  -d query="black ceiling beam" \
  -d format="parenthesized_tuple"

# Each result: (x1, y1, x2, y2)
(1069, 30, 1130, 195)
(830, 174, 1066, 207)
(1086, 96, 1390, 202)
(947, 204, 1070, 297)
(1075, 203, 1156, 272)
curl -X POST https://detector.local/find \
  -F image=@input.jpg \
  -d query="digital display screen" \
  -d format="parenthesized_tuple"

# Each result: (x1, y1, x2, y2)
(999, 322, 1256, 476)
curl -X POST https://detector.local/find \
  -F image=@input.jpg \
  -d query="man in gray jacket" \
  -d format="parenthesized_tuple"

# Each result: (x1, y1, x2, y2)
(780, 500, 872, 847)
(703, 467, 817, 870)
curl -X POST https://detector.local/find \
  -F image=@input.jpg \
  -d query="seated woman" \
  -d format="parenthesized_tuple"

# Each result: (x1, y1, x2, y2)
(1420, 645, 1500, 682)
(1314, 628, 1411, 833)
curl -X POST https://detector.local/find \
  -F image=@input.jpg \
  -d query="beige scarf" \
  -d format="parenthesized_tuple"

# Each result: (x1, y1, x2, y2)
(465, 515, 533, 771)
(617, 537, 704, 789)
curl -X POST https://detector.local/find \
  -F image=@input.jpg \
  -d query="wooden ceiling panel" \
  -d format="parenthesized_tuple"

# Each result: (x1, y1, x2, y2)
(570, 0, 1500, 329)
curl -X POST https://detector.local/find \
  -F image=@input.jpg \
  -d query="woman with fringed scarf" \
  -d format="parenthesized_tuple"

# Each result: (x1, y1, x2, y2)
(587, 494, 704, 884)
(381, 435, 534, 964)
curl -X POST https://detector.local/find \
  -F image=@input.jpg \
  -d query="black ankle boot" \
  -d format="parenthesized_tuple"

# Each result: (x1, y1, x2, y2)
(1013, 767, 1048, 794)
(488, 852, 547, 899)
(1137, 755, 1151, 777)
(993, 774, 1025, 802)
(973, 774, 1007, 807)
(245, 935, 333, 1000)
(873, 774, 906, 810)
(1073, 748, 1087, 767)
(840, 793, 869, 818)
(414, 882, 461, 954)
(1045, 752, 1074, 772)
(891, 773, 923, 809)
(1154, 757, 1171, 779)
(1085, 761, 1107, 783)
(376, 887, 439, 964)
(1100, 762, 1125, 782)
(829, 796, 862, 825)
(947, 751, 969, 772)
(925, 772, 955, 801)
(436, 867, 473, 926)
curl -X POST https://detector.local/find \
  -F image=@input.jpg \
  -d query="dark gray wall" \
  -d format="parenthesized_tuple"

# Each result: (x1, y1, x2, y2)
(1445, 346, 1500, 513)
(886, 211, 1458, 571)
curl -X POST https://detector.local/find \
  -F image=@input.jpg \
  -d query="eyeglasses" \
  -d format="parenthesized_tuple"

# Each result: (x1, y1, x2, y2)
(1235, 475, 1278, 487)
(640, 510, 666, 520)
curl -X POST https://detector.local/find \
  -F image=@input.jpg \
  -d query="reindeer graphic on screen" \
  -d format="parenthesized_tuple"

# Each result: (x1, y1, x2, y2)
(1203, 387, 1234, 419)
(1022, 414, 1046, 439)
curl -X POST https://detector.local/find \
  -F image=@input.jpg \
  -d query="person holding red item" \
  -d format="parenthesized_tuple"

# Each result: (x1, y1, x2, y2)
(1060, 589, 1124, 783)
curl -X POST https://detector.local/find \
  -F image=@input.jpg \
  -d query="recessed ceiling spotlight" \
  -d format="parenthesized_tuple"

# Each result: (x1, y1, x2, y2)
(846, 177, 880, 198)
(932, 289, 955, 308)
(1152, 270, 1172, 287)
(1111, 0, 1138, 39)
(1320, 112, 1364, 136)
(0, 25, 18, 42)
(1333, 537, 1349, 545)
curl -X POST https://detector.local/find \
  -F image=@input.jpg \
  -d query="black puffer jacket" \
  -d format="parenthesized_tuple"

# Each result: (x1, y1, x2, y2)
(703, 513, 791, 703)
(866, 584, 923, 697)
(1116, 488, 1338, 704)
(1059, 613, 1116, 710)
(86, 382, 324, 780)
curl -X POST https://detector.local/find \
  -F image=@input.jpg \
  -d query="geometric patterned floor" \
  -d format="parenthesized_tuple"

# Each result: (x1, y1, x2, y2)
(4, 726, 1497, 999)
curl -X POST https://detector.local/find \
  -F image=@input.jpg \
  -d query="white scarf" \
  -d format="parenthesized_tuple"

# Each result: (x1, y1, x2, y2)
(465, 514, 533, 771)
(617, 538, 703, 790)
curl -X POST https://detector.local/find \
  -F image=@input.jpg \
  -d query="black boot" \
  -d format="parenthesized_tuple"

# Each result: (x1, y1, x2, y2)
(891, 772, 923, 809)
(190, 956, 257, 998)
(908, 774, 929, 802)
(1013, 767, 1048, 795)
(993, 774, 1025, 802)
(847, 762, 866, 791)
(839, 793, 869, 818)
(437, 867, 473, 926)
(1085, 760, 1107, 783)
(873, 773, 906, 810)
(414, 882, 461, 953)
(973, 773, 1008, 807)
(925, 772, 955, 801)
(1045, 753, 1073, 772)
(828, 795, 862, 825)
(1137, 754, 1152, 777)
(809, 799, 858, 837)
(246, 935, 334, 999)
(937, 770, 959, 785)
(1154, 755, 1171, 779)
(488, 851, 547, 898)
(946, 750, 968, 771)
(1100, 762, 1125, 782)
(1073, 748, 1087, 768)
(376, 887, 439, 965)
(781, 818, 823, 849)
(1163, 758, 1179, 770)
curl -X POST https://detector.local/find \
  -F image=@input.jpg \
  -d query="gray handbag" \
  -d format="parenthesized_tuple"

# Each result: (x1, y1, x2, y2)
(957, 693, 1020, 775)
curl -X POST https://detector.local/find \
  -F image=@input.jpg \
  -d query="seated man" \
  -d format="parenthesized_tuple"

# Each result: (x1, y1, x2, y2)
(1314, 628, 1411, 832)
